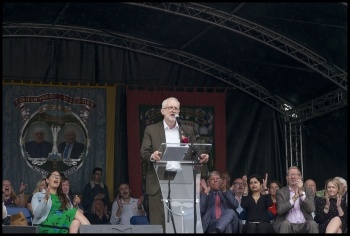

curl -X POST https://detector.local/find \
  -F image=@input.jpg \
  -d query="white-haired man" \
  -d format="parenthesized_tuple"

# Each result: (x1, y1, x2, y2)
(25, 126, 53, 158)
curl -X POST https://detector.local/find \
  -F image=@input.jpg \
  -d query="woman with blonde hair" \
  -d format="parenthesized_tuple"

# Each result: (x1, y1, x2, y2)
(26, 178, 46, 215)
(2, 179, 27, 207)
(84, 199, 110, 224)
(315, 178, 347, 233)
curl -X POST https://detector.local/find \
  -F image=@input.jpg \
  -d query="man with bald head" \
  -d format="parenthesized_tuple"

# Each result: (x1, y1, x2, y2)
(304, 178, 318, 219)
(304, 179, 317, 198)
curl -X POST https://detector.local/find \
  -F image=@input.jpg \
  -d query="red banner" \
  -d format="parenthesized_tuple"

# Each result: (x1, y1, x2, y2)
(126, 87, 226, 197)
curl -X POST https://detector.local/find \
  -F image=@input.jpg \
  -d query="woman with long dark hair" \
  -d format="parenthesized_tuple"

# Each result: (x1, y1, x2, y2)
(32, 170, 90, 233)
(241, 174, 275, 233)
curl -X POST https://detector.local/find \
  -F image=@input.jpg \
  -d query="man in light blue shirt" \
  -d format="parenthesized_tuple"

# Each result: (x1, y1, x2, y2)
(110, 183, 145, 225)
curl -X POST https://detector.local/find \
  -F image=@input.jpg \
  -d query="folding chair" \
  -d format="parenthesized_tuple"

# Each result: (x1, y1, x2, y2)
(130, 215, 150, 225)
(6, 206, 33, 225)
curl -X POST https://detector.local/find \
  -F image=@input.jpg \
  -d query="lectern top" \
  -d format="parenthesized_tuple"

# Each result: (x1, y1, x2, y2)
(161, 145, 189, 162)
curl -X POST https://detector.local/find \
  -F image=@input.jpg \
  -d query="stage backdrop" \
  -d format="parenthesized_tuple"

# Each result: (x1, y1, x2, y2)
(126, 87, 226, 197)
(2, 81, 116, 200)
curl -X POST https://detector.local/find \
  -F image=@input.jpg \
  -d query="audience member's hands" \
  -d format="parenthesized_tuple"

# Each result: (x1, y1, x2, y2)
(200, 179, 210, 194)
(137, 195, 144, 207)
(242, 175, 248, 187)
(19, 182, 28, 194)
(116, 194, 122, 208)
(262, 173, 268, 190)
(325, 192, 330, 206)
(296, 179, 303, 189)
(73, 195, 81, 206)
(336, 194, 342, 209)
(44, 186, 51, 201)
(292, 187, 300, 201)
(95, 193, 105, 200)
(103, 204, 109, 216)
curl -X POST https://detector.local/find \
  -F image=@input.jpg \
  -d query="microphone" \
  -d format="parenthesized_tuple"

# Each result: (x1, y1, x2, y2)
(175, 114, 182, 126)
(176, 114, 190, 143)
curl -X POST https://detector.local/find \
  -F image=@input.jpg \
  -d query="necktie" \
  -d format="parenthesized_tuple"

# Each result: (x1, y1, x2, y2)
(63, 144, 71, 158)
(36, 144, 41, 158)
(215, 193, 221, 219)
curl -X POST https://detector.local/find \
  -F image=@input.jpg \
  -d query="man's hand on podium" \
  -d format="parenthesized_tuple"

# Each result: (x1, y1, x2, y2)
(150, 151, 162, 162)
(198, 153, 209, 164)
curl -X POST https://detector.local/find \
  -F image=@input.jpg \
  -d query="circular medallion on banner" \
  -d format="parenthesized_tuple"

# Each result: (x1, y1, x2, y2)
(20, 104, 89, 177)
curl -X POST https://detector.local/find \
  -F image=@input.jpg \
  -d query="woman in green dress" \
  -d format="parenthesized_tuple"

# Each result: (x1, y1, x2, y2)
(32, 170, 90, 233)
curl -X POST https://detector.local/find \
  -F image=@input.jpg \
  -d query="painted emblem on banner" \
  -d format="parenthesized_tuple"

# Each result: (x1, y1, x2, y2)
(14, 93, 95, 177)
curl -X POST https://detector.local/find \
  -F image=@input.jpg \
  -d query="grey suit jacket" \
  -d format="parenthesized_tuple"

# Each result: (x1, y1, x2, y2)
(140, 121, 196, 195)
(200, 190, 239, 233)
(273, 186, 315, 228)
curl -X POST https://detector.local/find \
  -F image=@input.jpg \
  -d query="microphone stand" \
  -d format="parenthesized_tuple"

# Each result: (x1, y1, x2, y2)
(167, 179, 177, 233)
(176, 116, 198, 234)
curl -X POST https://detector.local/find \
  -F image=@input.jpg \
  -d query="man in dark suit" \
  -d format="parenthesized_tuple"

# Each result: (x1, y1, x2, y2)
(58, 128, 85, 159)
(273, 166, 319, 233)
(25, 127, 53, 158)
(304, 178, 319, 220)
(200, 171, 240, 233)
(140, 97, 210, 232)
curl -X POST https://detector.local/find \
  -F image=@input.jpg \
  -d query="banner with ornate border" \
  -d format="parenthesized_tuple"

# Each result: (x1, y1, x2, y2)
(2, 82, 116, 199)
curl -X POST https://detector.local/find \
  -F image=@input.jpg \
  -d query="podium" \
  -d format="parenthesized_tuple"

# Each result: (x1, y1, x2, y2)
(155, 143, 212, 233)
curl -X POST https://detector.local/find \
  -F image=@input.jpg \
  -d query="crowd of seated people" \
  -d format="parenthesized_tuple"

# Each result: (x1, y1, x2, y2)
(3, 166, 347, 234)
(197, 167, 347, 234)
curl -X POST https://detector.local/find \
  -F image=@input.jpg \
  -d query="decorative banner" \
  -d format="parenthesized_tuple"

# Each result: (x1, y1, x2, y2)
(2, 82, 116, 199)
(14, 93, 95, 176)
(127, 87, 226, 197)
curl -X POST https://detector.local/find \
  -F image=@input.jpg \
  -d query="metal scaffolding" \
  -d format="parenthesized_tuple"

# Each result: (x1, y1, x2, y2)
(3, 21, 347, 175)
(284, 120, 304, 176)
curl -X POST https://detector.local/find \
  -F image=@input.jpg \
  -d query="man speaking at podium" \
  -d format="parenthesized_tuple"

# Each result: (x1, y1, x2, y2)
(140, 97, 210, 232)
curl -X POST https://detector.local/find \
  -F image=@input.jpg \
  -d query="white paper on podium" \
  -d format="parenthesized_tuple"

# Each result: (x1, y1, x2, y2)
(166, 161, 182, 171)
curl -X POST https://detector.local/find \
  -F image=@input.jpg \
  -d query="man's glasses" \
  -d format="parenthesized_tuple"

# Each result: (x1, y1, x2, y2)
(288, 173, 301, 177)
(163, 106, 179, 111)
(234, 182, 243, 185)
